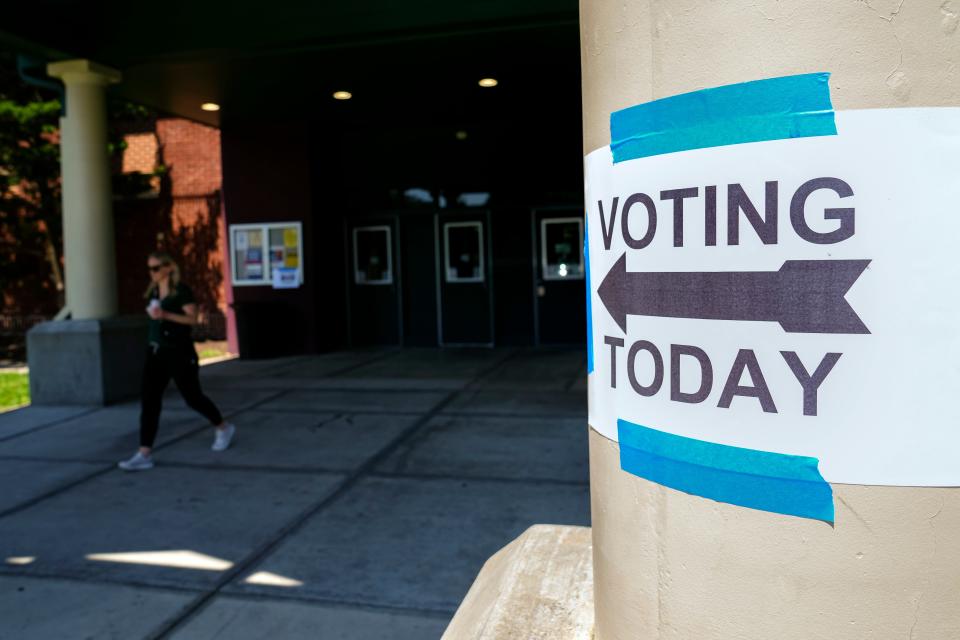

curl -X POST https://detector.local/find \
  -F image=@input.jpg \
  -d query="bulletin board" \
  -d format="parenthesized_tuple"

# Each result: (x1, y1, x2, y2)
(229, 221, 303, 287)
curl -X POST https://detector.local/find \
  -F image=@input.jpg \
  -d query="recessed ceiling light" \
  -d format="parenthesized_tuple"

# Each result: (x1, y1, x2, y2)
(455, 130, 468, 140)
(333, 91, 352, 100)
(478, 78, 498, 88)
(201, 102, 220, 112)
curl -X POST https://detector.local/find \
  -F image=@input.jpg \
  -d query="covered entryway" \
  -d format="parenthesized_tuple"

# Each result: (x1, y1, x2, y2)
(4, 0, 585, 361)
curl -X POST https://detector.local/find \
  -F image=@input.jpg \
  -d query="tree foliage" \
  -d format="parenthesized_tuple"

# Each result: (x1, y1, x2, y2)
(0, 59, 63, 312)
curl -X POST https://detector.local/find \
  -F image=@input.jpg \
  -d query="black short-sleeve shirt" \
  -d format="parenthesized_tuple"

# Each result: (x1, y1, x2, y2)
(147, 282, 196, 349)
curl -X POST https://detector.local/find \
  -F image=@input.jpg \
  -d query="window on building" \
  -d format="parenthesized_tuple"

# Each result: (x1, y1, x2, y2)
(353, 226, 393, 285)
(541, 218, 584, 280)
(229, 222, 303, 286)
(444, 221, 484, 283)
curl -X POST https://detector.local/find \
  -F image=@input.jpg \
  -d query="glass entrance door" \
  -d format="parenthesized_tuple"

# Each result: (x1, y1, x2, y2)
(532, 209, 586, 345)
(347, 218, 402, 345)
(435, 212, 493, 346)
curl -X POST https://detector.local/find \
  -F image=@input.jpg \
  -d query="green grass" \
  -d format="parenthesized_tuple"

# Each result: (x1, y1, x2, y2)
(0, 372, 29, 411)
(198, 348, 227, 360)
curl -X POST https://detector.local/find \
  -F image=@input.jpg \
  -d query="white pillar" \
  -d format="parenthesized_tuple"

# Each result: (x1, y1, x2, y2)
(47, 59, 121, 320)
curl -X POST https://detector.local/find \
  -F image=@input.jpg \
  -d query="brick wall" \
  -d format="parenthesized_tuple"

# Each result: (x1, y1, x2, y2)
(120, 132, 158, 175)
(114, 118, 226, 339)
(2, 114, 226, 360)
(156, 119, 221, 197)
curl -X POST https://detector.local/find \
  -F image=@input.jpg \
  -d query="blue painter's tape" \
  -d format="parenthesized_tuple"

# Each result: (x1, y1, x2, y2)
(584, 215, 594, 374)
(618, 419, 834, 522)
(610, 73, 837, 164)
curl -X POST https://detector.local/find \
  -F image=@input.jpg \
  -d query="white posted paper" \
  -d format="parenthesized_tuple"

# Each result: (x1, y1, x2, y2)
(586, 108, 960, 486)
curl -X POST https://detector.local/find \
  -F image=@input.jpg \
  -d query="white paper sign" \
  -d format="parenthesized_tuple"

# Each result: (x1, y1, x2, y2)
(272, 267, 300, 289)
(586, 108, 960, 486)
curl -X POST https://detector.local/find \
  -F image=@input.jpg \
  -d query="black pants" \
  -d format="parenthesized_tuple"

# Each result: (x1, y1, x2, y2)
(140, 346, 223, 448)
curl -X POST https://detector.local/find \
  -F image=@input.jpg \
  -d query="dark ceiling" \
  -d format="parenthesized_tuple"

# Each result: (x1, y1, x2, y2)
(0, 0, 580, 127)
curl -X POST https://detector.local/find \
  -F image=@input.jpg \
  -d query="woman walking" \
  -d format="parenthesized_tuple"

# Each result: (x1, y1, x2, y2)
(118, 251, 235, 471)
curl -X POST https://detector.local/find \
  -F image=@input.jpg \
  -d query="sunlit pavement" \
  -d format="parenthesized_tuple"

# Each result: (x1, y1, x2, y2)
(0, 348, 588, 639)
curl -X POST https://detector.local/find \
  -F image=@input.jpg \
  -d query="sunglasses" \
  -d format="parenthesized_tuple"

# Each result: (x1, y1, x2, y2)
(148, 264, 167, 272)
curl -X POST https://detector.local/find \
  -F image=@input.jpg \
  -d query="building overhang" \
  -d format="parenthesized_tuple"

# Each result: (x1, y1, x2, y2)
(1, 1, 578, 127)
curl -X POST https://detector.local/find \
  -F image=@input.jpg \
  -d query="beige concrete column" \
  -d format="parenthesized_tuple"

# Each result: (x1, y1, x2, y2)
(581, 2, 960, 638)
(47, 59, 121, 320)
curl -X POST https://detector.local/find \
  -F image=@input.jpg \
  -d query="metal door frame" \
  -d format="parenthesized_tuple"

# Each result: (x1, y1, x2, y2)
(343, 214, 404, 347)
(434, 210, 494, 347)
(531, 206, 584, 346)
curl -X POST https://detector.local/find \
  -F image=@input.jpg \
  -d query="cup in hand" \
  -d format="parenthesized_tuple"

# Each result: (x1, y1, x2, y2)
(147, 299, 161, 318)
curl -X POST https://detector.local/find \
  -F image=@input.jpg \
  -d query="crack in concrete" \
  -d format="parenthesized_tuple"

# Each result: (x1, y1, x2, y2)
(855, 0, 910, 99)
(860, 0, 907, 22)
(836, 495, 874, 533)
(883, 30, 908, 102)
(752, 2, 777, 23)
(943, 0, 960, 33)
(927, 497, 945, 521)
(908, 591, 923, 639)
(654, 484, 668, 639)
(927, 496, 945, 562)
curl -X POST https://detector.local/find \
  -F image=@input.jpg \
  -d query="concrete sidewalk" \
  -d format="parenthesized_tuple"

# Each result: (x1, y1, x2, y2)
(0, 348, 589, 639)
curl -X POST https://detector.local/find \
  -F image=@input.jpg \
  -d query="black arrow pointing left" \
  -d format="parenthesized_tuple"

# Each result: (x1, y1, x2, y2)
(597, 253, 870, 334)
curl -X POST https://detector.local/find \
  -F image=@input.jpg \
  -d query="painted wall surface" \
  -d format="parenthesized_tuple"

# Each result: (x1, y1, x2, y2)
(580, 1, 960, 638)
(220, 121, 318, 355)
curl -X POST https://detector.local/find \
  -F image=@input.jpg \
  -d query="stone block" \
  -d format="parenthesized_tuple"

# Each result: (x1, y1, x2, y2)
(443, 524, 594, 640)
(27, 316, 148, 406)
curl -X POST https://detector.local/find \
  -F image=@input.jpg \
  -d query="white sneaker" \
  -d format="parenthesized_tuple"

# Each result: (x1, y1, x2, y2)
(118, 451, 154, 471)
(212, 424, 236, 452)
